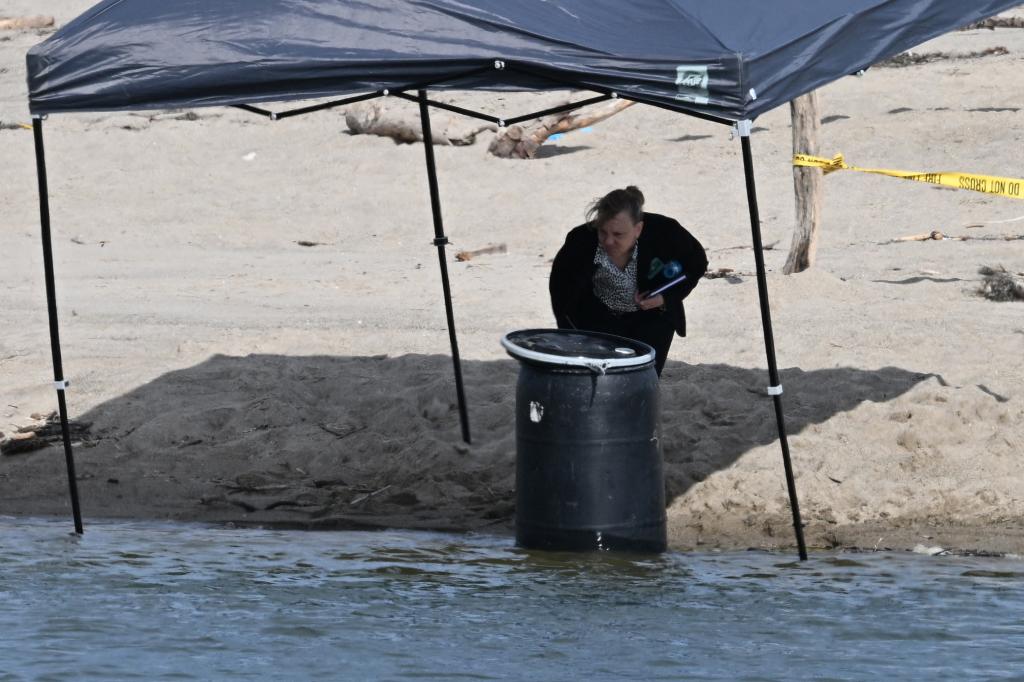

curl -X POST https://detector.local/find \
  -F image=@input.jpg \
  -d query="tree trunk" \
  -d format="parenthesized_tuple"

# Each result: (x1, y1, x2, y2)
(783, 91, 822, 274)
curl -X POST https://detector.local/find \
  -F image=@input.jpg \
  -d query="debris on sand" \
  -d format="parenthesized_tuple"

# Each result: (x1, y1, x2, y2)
(0, 412, 94, 456)
(880, 46, 1008, 68)
(978, 265, 1024, 302)
(961, 17, 1024, 31)
(0, 16, 55, 31)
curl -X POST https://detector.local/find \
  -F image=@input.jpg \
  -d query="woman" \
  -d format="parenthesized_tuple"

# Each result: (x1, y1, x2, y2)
(549, 186, 707, 375)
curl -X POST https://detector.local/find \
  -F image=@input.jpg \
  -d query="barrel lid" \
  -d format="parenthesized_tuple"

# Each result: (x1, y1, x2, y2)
(501, 329, 655, 371)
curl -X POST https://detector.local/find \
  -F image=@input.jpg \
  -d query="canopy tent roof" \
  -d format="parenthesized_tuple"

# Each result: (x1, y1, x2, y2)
(27, 0, 1020, 121)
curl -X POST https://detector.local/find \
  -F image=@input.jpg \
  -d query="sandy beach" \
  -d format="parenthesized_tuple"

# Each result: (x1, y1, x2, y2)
(2, 2, 1023, 554)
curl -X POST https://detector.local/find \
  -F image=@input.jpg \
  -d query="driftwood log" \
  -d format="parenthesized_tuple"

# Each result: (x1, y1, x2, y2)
(488, 99, 635, 159)
(784, 91, 822, 274)
(344, 101, 495, 146)
(454, 244, 507, 262)
(345, 98, 635, 158)
(891, 230, 949, 242)
(883, 231, 1024, 244)
(0, 16, 55, 30)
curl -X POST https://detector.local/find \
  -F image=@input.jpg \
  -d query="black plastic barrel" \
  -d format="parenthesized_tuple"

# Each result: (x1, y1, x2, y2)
(501, 329, 666, 553)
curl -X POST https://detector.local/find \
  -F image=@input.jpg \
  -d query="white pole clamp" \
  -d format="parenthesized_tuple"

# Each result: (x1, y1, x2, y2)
(494, 60, 505, 70)
(737, 119, 753, 137)
(767, 384, 783, 396)
(54, 379, 70, 391)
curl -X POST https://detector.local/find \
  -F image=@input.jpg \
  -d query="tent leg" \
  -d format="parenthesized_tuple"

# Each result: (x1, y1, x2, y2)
(32, 117, 84, 535)
(739, 123, 807, 560)
(417, 91, 471, 444)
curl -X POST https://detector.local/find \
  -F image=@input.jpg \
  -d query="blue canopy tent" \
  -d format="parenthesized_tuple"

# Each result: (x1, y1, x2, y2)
(26, 0, 1020, 558)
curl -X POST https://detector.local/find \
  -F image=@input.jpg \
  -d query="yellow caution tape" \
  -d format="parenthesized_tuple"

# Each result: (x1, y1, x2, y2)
(18, 123, 32, 130)
(794, 153, 1024, 200)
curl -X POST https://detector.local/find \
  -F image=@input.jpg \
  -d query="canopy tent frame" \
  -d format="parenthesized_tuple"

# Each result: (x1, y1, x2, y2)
(32, 120, 83, 536)
(417, 89, 472, 445)
(30, 70, 809, 558)
(221, 61, 735, 127)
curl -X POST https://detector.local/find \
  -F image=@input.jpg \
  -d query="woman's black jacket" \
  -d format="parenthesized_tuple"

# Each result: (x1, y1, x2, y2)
(549, 212, 708, 336)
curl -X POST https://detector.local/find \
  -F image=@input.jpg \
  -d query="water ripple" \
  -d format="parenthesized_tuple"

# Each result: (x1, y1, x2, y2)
(1, 518, 1023, 681)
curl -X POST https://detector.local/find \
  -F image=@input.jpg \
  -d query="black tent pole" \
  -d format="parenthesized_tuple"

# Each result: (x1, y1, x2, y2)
(738, 121, 807, 560)
(417, 91, 471, 444)
(32, 116, 84, 535)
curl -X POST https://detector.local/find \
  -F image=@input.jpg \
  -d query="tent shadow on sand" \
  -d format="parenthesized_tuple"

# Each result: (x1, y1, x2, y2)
(6, 354, 933, 534)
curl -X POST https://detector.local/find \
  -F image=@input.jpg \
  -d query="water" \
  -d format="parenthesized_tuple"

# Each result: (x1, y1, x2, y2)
(2, 518, 1023, 681)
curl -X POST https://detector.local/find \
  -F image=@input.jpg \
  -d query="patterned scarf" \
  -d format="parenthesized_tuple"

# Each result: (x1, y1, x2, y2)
(592, 243, 639, 313)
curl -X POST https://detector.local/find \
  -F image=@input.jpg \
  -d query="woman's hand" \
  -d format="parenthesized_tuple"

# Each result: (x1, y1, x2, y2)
(635, 292, 664, 311)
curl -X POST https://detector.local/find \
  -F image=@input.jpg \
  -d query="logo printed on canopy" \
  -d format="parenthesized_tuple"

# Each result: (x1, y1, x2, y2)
(675, 65, 709, 105)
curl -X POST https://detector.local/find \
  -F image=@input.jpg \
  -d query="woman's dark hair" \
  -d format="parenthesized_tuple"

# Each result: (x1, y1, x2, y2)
(585, 186, 645, 229)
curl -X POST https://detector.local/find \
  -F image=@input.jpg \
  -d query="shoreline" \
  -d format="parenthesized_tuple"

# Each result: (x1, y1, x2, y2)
(5, 509, 1023, 559)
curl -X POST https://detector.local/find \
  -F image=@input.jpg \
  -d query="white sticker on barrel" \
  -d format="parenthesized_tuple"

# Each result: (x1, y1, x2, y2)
(529, 401, 544, 423)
